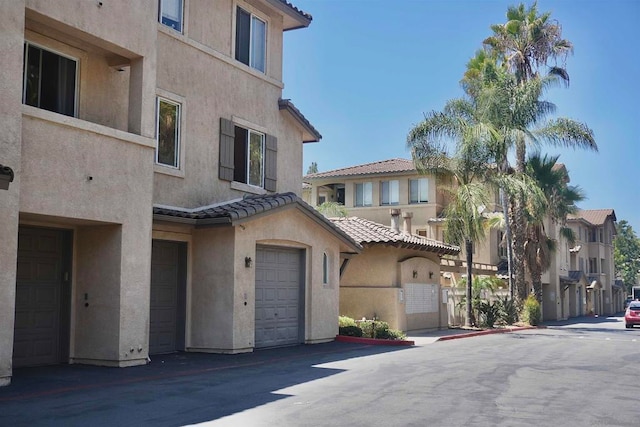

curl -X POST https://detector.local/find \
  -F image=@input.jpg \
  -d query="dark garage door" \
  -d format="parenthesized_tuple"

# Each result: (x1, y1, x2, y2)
(149, 240, 186, 355)
(255, 247, 304, 348)
(13, 227, 70, 368)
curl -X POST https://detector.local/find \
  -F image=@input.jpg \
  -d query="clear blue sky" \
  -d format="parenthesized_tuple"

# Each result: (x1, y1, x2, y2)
(282, 0, 640, 233)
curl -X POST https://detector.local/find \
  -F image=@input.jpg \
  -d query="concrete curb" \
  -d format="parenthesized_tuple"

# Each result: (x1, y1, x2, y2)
(435, 325, 544, 341)
(334, 335, 415, 346)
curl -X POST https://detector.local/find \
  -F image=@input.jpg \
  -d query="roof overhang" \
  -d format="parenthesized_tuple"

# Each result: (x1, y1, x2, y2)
(278, 99, 322, 143)
(265, 0, 312, 31)
(153, 192, 361, 253)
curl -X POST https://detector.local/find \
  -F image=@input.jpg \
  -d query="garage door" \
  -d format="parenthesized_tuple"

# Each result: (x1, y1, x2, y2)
(149, 240, 186, 355)
(13, 227, 71, 368)
(255, 247, 304, 348)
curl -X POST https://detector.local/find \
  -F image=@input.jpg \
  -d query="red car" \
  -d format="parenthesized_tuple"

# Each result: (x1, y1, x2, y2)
(625, 301, 640, 328)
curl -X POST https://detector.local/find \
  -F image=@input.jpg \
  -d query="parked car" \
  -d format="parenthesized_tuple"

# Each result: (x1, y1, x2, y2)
(624, 301, 640, 328)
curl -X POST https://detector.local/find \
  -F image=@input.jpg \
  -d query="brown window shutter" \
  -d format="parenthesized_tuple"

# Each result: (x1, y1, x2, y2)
(219, 117, 235, 181)
(264, 134, 277, 192)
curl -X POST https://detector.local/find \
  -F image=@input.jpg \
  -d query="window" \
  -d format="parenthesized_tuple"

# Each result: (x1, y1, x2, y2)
(318, 196, 326, 205)
(23, 43, 77, 117)
(336, 186, 345, 205)
(410, 178, 428, 204)
(234, 126, 264, 187)
(355, 182, 373, 207)
(322, 253, 329, 285)
(235, 7, 266, 73)
(589, 258, 597, 274)
(498, 231, 507, 258)
(159, 0, 183, 32)
(381, 180, 399, 205)
(218, 118, 277, 191)
(417, 229, 427, 237)
(156, 98, 181, 167)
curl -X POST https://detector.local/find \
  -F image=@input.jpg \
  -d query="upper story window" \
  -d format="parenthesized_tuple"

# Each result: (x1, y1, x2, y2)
(219, 118, 277, 191)
(23, 43, 77, 117)
(156, 97, 181, 168)
(235, 6, 266, 73)
(355, 182, 373, 207)
(234, 126, 264, 187)
(159, 0, 184, 32)
(380, 180, 399, 205)
(409, 178, 429, 204)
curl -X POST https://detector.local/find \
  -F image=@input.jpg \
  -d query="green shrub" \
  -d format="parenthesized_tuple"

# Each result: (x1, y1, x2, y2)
(375, 327, 407, 340)
(477, 300, 500, 328)
(338, 325, 363, 337)
(338, 315, 357, 328)
(496, 296, 519, 325)
(521, 295, 541, 326)
(359, 320, 390, 338)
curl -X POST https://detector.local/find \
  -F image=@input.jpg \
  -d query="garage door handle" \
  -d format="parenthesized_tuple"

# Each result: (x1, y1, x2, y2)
(274, 313, 278, 316)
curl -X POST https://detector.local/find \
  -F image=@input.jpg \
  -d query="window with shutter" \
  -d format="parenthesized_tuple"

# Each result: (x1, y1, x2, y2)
(220, 118, 276, 191)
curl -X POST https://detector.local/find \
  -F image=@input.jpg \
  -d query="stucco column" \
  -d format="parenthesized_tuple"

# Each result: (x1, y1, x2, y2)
(128, 54, 157, 139)
(0, 0, 26, 386)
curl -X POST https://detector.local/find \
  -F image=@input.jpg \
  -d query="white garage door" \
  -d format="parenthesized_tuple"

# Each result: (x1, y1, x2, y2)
(255, 247, 304, 348)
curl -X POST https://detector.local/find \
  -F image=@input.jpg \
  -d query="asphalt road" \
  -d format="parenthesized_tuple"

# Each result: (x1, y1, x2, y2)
(1, 315, 638, 427)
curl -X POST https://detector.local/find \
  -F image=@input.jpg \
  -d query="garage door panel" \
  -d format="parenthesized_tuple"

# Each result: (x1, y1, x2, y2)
(13, 228, 69, 368)
(255, 247, 303, 348)
(149, 240, 186, 355)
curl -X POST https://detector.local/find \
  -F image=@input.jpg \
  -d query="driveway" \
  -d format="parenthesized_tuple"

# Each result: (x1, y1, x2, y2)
(1, 315, 638, 426)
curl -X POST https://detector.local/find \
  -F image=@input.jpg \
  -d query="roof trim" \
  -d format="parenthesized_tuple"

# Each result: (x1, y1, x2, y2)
(304, 158, 417, 180)
(278, 99, 322, 143)
(330, 216, 460, 257)
(265, 0, 312, 30)
(153, 192, 361, 252)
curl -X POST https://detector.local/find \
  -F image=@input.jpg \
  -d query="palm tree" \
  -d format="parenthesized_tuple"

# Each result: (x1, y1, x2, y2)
(408, 98, 495, 327)
(481, 2, 587, 304)
(524, 153, 584, 303)
(469, 64, 596, 303)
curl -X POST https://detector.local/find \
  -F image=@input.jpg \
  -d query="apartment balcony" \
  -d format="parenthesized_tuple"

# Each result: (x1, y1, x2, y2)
(20, 106, 155, 223)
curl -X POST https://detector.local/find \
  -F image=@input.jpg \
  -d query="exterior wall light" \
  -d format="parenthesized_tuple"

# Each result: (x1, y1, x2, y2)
(0, 164, 14, 190)
(245, 256, 252, 268)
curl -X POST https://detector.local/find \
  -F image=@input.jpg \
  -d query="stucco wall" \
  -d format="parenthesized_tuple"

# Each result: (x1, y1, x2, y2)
(340, 288, 402, 330)
(0, 0, 26, 387)
(341, 246, 444, 331)
(234, 208, 344, 346)
(152, 22, 301, 208)
(190, 226, 237, 352)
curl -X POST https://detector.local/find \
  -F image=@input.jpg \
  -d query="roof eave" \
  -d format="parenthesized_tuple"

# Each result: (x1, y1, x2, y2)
(265, 0, 312, 30)
(278, 99, 322, 143)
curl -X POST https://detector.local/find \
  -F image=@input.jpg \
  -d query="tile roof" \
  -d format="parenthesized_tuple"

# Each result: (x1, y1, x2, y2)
(277, 0, 312, 21)
(153, 192, 361, 251)
(567, 209, 616, 226)
(278, 99, 322, 142)
(329, 217, 459, 256)
(304, 158, 417, 180)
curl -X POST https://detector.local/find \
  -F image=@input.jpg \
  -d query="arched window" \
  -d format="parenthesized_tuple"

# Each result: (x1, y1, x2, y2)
(322, 252, 329, 285)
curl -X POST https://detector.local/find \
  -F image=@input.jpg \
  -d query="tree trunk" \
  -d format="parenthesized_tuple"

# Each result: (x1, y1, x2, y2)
(465, 239, 475, 327)
(500, 187, 514, 299)
(512, 137, 528, 305)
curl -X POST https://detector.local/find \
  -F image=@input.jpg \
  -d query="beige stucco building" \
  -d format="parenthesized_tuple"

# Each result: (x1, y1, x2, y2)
(303, 158, 505, 284)
(0, 0, 360, 387)
(539, 209, 622, 321)
(331, 213, 459, 332)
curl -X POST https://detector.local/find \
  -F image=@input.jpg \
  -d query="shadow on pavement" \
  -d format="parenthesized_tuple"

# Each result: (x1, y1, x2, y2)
(0, 341, 410, 427)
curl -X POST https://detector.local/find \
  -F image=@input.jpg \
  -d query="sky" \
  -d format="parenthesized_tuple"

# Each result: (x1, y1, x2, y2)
(281, 0, 640, 233)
